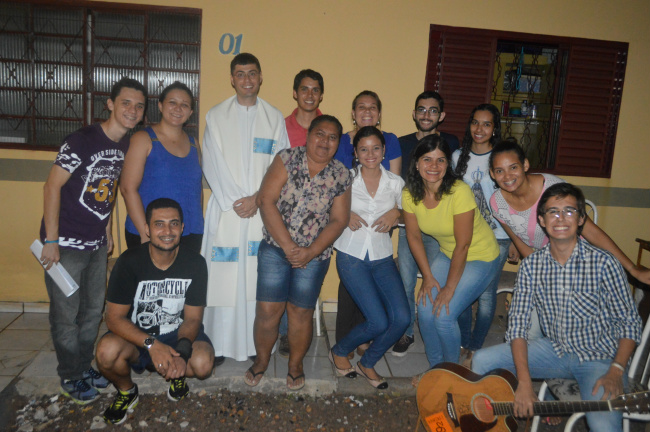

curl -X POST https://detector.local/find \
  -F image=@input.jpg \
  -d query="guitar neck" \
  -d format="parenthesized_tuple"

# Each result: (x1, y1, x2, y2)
(493, 400, 611, 416)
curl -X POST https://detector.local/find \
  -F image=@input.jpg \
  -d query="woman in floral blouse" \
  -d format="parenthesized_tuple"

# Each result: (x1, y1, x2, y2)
(246, 115, 352, 391)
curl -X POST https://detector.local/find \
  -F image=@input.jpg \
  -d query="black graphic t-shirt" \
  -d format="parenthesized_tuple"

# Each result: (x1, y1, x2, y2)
(40, 123, 128, 250)
(107, 244, 208, 336)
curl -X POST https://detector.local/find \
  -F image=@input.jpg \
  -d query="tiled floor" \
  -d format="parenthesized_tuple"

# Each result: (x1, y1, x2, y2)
(0, 273, 514, 396)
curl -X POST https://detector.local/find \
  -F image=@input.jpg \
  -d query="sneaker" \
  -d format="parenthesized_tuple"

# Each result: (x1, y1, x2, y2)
(60, 378, 99, 405)
(279, 335, 290, 358)
(391, 335, 415, 357)
(167, 377, 189, 402)
(103, 384, 139, 425)
(83, 367, 111, 391)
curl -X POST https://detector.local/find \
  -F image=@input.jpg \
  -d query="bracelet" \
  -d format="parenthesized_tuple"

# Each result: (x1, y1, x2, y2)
(175, 338, 193, 362)
(611, 361, 626, 372)
(44, 239, 59, 244)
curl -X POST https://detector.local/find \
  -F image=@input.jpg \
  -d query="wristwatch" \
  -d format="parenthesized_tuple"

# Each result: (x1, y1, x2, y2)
(143, 337, 155, 350)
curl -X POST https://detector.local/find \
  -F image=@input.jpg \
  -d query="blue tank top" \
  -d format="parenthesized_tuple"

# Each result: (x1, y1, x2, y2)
(125, 126, 204, 236)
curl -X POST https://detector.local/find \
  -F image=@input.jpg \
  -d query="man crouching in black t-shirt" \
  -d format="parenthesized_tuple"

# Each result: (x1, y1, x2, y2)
(96, 198, 214, 425)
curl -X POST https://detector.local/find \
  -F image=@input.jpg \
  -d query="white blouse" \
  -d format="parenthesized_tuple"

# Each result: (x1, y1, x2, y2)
(334, 166, 405, 261)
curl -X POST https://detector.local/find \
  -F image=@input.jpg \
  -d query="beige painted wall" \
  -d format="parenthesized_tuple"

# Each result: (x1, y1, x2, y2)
(1, 0, 649, 303)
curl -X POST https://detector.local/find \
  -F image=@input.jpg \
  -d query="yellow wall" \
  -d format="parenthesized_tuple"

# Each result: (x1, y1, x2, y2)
(2, 0, 649, 303)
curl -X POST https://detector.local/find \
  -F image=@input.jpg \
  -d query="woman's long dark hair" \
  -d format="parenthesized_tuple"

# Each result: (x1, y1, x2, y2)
(406, 134, 457, 204)
(455, 104, 502, 178)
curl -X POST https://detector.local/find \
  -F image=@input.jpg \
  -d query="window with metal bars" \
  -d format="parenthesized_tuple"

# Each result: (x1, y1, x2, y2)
(425, 24, 627, 178)
(0, 1, 201, 150)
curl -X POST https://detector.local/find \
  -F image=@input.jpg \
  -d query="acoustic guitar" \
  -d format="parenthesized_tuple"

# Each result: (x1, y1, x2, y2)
(416, 362, 650, 432)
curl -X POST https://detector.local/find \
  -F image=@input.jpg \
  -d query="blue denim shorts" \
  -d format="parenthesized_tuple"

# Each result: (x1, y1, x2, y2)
(256, 241, 330, 309)
(104, 325, 212, 373)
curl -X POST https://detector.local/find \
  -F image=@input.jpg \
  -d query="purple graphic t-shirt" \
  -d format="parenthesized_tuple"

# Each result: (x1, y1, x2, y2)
(40, 123, 129, 251)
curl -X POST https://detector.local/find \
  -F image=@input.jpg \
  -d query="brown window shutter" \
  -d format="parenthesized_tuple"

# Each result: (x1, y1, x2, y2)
(425, 25, 496, 140)
(552, 41, 627, 177)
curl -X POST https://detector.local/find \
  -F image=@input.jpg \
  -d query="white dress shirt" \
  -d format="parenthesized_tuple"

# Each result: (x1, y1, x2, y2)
(334, 166, 405, 261)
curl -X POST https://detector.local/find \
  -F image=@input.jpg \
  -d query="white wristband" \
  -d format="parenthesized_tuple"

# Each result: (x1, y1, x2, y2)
(611, 361, 626, 372)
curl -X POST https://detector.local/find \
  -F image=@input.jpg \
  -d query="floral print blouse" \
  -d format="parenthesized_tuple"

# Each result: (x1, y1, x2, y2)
(262, 146, 352, 261)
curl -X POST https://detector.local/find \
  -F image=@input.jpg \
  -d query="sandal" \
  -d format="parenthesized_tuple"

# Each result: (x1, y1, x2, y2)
(286, 373, 305, 391)
(244, 366, 265, 387)
(329, 349, 357, 378)
(355, 362, 388, 390)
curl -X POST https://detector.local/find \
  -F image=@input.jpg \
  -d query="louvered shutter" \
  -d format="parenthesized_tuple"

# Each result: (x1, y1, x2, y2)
(553, 41, 627, 177)
(425, 26, 496, 140)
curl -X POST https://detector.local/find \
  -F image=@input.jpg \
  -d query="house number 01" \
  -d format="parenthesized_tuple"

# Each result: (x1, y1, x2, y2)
(219, 33, 243, 55)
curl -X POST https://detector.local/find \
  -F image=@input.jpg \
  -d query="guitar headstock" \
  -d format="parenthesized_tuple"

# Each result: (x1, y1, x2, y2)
(611, 392, 650, 413)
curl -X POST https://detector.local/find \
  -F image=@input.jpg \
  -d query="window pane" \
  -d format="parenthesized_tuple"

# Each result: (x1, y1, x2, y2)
(33, 8, 83, 35)
(34, 64, 83, 92)
(93, 12, 144, 39)
(93, 39, 145, 67)
(148, 43, 200, 70)
(148, 13, 200, 43)
(34, 36, 84, 64)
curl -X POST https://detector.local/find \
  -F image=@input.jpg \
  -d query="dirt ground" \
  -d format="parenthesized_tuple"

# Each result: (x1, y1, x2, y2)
(5, 384, 612, 432)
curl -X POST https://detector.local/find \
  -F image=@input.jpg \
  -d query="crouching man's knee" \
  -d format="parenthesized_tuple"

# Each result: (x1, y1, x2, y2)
(187, 341, 214, 379)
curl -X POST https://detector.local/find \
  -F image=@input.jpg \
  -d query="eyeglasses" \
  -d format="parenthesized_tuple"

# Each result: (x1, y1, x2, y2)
(415, 107, 440, 116)
(544, 207, 579, 219)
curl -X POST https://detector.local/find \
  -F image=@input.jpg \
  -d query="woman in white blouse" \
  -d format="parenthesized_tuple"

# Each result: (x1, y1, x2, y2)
(329, 126, 409, 389)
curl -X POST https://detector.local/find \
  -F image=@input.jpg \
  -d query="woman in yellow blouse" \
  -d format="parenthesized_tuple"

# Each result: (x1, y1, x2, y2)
(402, 134, 500, 370)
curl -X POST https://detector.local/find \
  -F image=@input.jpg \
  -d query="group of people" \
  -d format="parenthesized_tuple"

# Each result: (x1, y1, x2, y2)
(38, 51, 650, 430)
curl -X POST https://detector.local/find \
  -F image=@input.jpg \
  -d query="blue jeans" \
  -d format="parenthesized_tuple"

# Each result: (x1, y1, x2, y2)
(473, 338, 625, 432)
(459, 238, 510, 351)
(418, 253, 500, 367)
(397, 227, 440, 337)
(256, 241, 330, 309)
(45, 246, 107, 380)
(332, 252, 410, 368)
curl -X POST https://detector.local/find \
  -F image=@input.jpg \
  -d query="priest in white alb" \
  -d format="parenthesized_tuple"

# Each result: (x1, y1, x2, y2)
(201, 53, 289, 362)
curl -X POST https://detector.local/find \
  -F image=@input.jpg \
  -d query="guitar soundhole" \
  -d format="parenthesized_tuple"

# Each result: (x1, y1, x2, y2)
(471, 394, 496, 423)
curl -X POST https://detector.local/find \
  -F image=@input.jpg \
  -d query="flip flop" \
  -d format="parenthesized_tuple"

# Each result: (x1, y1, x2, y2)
(286, 373, 305, 391)
(244, 366, 265, 387)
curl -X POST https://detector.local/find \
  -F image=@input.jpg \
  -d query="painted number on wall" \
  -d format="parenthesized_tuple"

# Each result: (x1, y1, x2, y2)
(219, 33, 243, 55)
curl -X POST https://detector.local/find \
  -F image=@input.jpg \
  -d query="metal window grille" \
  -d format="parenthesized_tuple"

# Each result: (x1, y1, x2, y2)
(0, 2, 201, 149)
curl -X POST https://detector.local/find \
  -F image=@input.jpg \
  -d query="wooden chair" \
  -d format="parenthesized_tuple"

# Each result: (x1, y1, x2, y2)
(636, 238, 650, 272)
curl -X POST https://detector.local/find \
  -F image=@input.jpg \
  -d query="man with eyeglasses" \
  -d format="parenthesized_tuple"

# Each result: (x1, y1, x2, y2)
(392, 91, 460, 356)
(201, 53, 289, 365)
(472, 183, 641, 432)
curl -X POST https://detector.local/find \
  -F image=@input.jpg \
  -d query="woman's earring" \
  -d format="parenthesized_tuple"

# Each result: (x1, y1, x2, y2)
(352, 119, 357, 128)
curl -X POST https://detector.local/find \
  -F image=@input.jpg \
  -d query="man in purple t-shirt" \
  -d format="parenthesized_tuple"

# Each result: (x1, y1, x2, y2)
(39, 77, 146, 405)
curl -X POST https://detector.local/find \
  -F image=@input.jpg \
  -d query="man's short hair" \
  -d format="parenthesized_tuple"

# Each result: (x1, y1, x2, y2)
(308, 115, 342, 138)
(414, 91, 444, 112)
(230, 53, 261, 75)
(110, 77, 147, 102)
(292, 69, 324, 93)
(145, 198, 184, 225)
(537, 183, 587, 236)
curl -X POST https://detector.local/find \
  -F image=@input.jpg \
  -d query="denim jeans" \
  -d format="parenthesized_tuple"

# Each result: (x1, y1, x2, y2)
(459, 238, 511, 351)
(256, 241, 330, 309)
(473, 338, 625, 432)
(397, 227, 440, 337)
(418, 253, 500, 367)
(332, 252, 410, 368)
(45, 246, 107, 380)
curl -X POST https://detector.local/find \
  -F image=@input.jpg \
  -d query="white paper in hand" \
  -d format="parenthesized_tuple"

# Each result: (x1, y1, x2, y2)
(30, 240, 79, 297)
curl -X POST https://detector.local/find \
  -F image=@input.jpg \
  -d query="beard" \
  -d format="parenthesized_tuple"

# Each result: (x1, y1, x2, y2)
(150, 236, 180, 252)
(416, 118, 439, 133)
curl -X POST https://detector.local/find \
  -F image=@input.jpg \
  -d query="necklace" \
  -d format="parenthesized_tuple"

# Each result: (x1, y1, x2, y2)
(150, 247, 179, 271)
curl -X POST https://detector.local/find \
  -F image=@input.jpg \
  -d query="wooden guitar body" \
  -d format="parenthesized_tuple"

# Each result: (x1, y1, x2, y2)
(416, 362, 519, 432)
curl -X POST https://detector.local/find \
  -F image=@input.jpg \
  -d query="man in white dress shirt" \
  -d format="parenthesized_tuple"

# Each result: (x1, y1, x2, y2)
(201, 53, 290, 363)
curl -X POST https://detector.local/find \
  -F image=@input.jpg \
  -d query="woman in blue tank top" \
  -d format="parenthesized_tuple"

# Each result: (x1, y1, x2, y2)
(121, 81, 204, 253)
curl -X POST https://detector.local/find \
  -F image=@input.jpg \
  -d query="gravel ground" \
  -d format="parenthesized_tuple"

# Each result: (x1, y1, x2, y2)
(4, 383, 618, 432)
